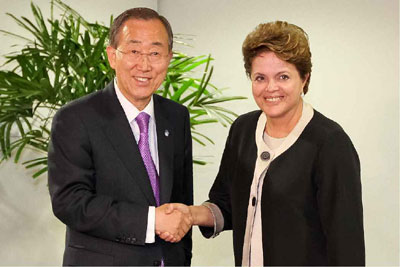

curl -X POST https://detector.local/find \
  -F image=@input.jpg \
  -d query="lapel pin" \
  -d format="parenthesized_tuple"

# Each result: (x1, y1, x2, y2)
(164, 129, 169, 137)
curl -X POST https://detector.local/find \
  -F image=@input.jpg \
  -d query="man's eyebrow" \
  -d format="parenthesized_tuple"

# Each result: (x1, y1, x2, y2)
(128, 40, 164, 47)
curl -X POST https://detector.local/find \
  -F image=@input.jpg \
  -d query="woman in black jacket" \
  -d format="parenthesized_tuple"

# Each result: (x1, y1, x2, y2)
(160, 21, 365, 266)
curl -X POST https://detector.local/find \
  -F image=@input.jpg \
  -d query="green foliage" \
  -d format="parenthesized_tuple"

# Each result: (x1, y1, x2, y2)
(0, 0, 246, 177)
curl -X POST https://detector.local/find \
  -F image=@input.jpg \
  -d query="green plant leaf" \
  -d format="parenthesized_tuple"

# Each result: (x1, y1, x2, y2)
(0, 30, 32, 43)
(170, 79, 194, 102)
(32, 166, 48, 179)
(192, 130, 215, 145)
(193, 159, 207, 165)
(14, 140, 27, 163)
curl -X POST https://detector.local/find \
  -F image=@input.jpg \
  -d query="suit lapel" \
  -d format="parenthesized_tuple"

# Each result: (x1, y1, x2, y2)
(101, 84, 157, 206)
(153, 95, 174, 205)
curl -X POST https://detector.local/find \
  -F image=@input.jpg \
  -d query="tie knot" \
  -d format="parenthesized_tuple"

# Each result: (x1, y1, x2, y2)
(136, 112, 150, 134)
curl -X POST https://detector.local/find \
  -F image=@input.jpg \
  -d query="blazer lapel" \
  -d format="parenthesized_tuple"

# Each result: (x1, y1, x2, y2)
(101, 84, 157, 206)
(153, 95, 174, 205)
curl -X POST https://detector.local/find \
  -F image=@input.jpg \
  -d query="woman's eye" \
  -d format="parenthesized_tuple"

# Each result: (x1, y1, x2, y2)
(280, 74, 289, 80)
(254, 76, 264, 82)
(131, 50, 140, 55)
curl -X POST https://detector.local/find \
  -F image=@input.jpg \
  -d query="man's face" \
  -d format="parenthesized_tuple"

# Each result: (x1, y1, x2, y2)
(107, 19, 172, 110)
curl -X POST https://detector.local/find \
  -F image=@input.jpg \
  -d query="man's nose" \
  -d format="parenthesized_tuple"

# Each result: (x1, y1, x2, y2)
(136, 54, 151, 71)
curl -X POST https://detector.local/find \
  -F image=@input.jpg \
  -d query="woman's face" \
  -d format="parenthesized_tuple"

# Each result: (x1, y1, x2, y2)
(251, 51, 308, 122)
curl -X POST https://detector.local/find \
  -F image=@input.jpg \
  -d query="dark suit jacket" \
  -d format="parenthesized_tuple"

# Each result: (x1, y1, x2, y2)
(203, 109, 365, 266)
(48, 82, 193, 266)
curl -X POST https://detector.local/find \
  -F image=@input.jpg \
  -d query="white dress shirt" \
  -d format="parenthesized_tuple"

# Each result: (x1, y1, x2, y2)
(114, 79, 158, 243)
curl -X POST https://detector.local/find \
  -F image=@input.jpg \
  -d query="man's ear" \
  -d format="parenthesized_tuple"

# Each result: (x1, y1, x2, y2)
(106, 46, 116, 69)
(167, 51, 173, 63)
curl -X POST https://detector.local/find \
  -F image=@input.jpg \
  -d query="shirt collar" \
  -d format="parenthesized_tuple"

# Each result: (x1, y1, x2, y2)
(255, 100, 314, 159)
(114, 79, 155, 123)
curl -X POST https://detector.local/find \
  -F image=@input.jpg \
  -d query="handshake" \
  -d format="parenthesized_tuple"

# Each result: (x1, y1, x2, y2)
(154, 203, 195, 243)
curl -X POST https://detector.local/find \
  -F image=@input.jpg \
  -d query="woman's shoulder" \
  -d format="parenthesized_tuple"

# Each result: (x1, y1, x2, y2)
(310, 110, 344, 132)
(305, 109, 353, 145)
(224, 110, 261, 146)
(235, 110, 262, 123)
(231, 110, 262, 129)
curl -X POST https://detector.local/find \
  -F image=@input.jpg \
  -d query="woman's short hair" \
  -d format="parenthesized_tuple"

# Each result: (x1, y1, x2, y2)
(242, 21, 312, 94)
(109, 7, 173, 51)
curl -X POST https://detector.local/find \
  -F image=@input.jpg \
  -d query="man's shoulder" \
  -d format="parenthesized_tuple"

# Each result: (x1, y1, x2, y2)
(153, 94, 187, 110)
(54, 84, 113, 121)
(153, 94, 189, 119)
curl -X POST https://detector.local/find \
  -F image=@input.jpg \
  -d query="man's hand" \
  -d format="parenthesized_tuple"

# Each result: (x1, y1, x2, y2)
(155, 203, 192, 243)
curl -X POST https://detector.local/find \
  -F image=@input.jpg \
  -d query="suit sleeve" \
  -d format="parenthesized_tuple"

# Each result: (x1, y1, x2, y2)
(181, 107, 193, 266)
(182, 107, 194, 207)
(315, 130, 365, 265)
(48, 106, 149, 246)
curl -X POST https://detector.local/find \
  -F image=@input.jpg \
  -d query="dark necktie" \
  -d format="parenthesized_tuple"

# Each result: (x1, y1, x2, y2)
(135, 112, 160, 206)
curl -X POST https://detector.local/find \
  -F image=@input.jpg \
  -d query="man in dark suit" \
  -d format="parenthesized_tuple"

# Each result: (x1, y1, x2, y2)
(48, 7, 193, 266)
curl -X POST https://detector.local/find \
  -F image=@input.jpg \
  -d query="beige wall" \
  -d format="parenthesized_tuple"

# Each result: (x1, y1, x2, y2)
(0, 0, 398, 265)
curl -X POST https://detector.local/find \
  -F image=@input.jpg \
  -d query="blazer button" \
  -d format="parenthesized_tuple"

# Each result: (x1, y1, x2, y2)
(260, 151, 270, 161)
(132, 237, 137, 243)
(115, 237, 121, 242)
(153, 260, 161, 266)
(252, 197, 256, 206)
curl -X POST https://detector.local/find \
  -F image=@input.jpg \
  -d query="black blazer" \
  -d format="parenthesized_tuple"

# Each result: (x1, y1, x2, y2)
(48, 83, 193, 266)
(205, 109, 365, 266)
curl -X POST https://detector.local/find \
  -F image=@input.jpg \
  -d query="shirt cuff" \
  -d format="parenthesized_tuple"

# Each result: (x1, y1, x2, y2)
(201, 202, 224, 238)
(145, 206, 155, 243)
